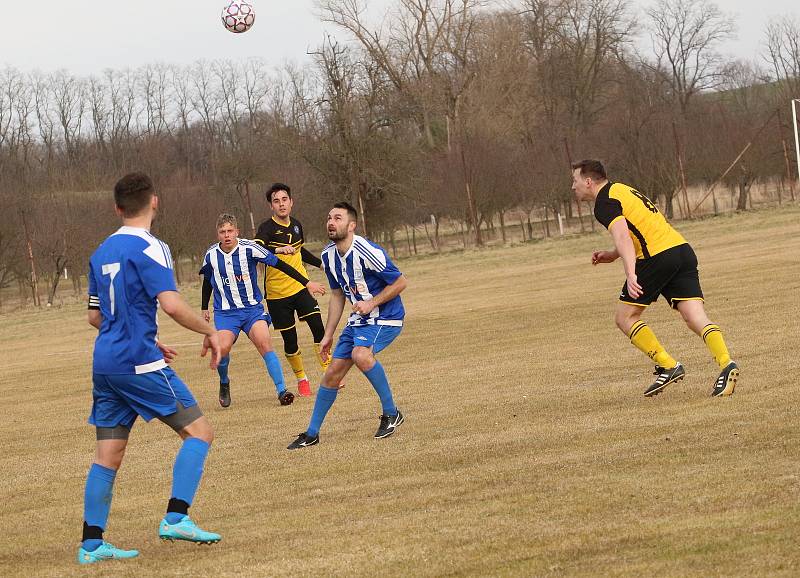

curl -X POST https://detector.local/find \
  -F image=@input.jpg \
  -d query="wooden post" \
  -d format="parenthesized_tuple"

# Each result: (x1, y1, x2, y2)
(782, 138, 796, 202)
(21, 210, 41, 307)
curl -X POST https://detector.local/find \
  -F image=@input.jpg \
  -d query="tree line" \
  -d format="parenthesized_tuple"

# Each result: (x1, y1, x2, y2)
(1, 0, 799, 308)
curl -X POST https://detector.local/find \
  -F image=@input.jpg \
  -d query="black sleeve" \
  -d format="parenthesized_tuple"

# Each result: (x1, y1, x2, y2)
(271, 259, 310, 286)
(254, 221, 270, 246)
(300, 246, 322, 269)
(594, 194, 624, 229)
(201, 276, 212, 310)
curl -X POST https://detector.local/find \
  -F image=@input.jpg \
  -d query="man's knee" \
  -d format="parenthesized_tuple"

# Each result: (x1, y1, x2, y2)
(280, 327, 299, 355)
(95, 437, 128, 470)
(322, 358, 351, 386)
(181, 416, 214, 443)
(676, 300, 710, 333)
(614, 310, 628, 331)
(615, 307, 642, 333)
(305, 314, 325, 342)
(161, 404, 212, 443)
(256, 340, 274, 356)
(351, 347, 375, 371)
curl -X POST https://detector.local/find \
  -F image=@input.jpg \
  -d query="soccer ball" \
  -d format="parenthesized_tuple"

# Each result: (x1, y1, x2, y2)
(221, 1, 255, 34)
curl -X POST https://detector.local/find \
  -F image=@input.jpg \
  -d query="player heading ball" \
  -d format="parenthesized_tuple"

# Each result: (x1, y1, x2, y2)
(287, 202, 408, 449)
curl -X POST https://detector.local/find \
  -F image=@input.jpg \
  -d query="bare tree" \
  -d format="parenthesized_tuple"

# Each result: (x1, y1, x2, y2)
(646, 0, 735, 114)
(764, 15, 800, 101)
(50, 70, 87, 168)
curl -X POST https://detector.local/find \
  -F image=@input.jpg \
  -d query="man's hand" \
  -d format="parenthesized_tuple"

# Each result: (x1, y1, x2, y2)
(307, 281, 326, 296)
(200, 331, 222, 370)
(202, 310, 211, 323)
(352, 300, 376, 316)
(275, 245, 296, 255)
(626, 274, 643, 299)
(592, 250, 618, 265)
(319, 335, 333, 362)
(156, 340, 178, 364)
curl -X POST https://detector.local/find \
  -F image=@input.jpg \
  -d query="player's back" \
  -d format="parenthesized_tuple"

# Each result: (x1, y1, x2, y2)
(599, 182, 686, 259)
(89, 226, 176, 375)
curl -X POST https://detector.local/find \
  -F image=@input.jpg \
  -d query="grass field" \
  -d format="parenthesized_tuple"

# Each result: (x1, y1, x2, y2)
(2, 205, 800, 577)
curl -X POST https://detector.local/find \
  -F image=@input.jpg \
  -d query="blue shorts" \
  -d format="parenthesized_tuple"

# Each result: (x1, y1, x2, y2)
(214, 304, 271, 337)
(89, 366, 198, 429)
(332, 324, 403, 359)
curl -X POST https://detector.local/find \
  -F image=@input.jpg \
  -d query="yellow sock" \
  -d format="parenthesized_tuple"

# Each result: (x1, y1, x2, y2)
(628, 321, 677, 368)
(313, 343, 331, 373)
(702, 324, 731, 369)
(285, 351, 306, 380)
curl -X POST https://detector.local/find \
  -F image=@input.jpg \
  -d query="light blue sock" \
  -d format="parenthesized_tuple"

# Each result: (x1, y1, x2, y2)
(82, 463, 117, 551)
(217, 355, 230, 384)
(307, 386, 338, 437)
(262, 351, 285, 394)
(170, 437, 210, 511)
(364, 361, 397, 415)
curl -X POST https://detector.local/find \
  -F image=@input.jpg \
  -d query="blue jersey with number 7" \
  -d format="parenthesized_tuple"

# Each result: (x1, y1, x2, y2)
(88, 226, 177, 375)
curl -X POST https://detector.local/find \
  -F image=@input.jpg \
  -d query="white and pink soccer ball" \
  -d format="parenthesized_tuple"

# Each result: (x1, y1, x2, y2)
(221, 1, 255, 34)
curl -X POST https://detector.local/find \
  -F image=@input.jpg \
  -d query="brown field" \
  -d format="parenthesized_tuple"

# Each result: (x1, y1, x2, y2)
(1, 204, 800, 577)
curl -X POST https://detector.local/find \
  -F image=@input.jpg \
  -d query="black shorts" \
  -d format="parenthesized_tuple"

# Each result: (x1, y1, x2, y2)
(620, 243, 704, 309)
(266, 289, 321, 331)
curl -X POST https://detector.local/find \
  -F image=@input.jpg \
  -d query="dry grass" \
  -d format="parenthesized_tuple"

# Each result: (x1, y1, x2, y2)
(2, 205, 800, 577)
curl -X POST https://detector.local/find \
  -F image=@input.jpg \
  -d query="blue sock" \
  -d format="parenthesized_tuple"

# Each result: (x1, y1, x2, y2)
(263, 351, 285, 394)
(217, 355, 230, 384)
(170, 437, 210, 517)
(364, 361, 397, 415)
(165, 512, 186, 524)
(82, 463, 117, 551)
(307, 386, 338, 437)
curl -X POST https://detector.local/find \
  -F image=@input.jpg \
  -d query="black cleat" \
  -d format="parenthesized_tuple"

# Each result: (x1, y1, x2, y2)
(278, 390, 295, 406)
(375, 410, 404, 439)
(711, 361, 739, 397)
(287, 432, 319, 450)
(218, 382, 231, 408)
(644, 363, 685, 397)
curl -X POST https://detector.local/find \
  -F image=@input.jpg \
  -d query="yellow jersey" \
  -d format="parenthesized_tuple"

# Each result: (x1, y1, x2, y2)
(254, 216, 321, 299)
(593, 182, 686, 259)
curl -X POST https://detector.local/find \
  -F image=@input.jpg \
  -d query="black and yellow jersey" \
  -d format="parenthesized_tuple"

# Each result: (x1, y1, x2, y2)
(594, 182, 686, 259)
(254, 216, 322, 299)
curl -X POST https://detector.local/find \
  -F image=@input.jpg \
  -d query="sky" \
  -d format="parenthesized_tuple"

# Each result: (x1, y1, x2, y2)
(0, 0, 797, 76)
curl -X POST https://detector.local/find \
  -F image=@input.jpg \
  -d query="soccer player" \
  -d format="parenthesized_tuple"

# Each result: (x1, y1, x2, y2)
(200, 213, 325, 407)
(571, 159, 739, 397)
(79, 173, 223, 565)
(287, 202, 407, 450)
(255, 183, 331, 397)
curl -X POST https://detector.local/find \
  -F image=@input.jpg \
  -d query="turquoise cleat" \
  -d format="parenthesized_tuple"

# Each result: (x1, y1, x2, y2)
(77, 541, 139, 564)
(159, 516, 221, 544)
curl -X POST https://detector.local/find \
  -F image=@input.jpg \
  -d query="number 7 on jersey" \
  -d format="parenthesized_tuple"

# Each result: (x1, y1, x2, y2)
(102, 262, 121, 315)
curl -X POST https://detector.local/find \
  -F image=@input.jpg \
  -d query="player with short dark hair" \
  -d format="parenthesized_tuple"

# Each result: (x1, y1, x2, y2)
(79, 172, 223, 565)
(572, 160, 739, 397)
(287, 201, 407, 450)
(200, 213, 323, 407)
(255, 183, 330, 397)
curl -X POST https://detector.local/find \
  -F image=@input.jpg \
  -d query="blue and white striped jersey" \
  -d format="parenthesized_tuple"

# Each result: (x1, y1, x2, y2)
(321, 235, 405, 327)
(88, 226, 177, 375)
(199, 239, 278, 311)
